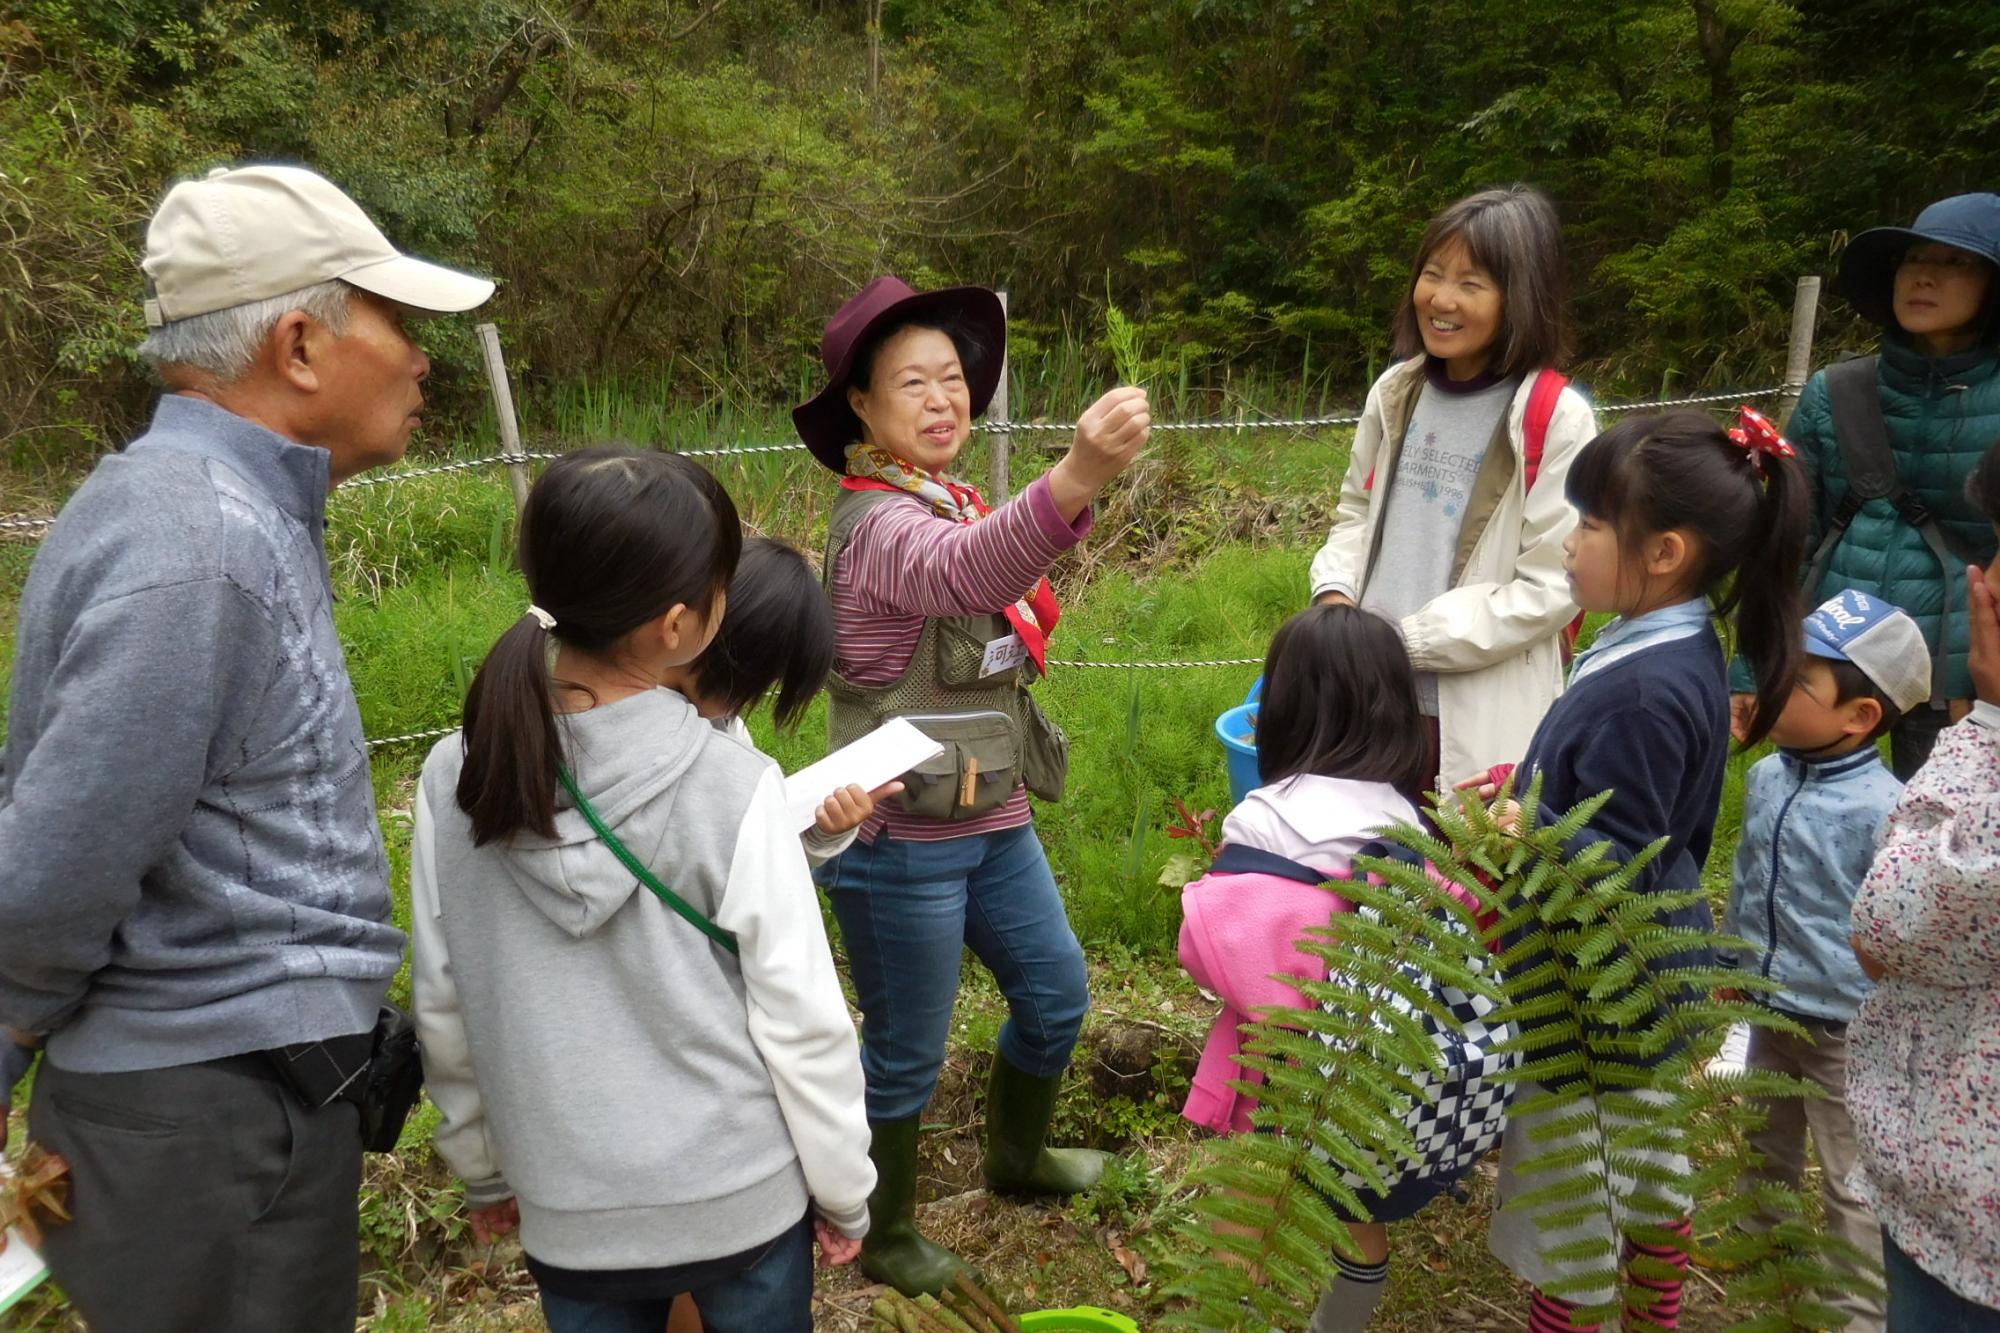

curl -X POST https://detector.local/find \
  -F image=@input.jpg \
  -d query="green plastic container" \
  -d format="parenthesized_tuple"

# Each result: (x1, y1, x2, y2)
(1017, 1309, 1142, 1332)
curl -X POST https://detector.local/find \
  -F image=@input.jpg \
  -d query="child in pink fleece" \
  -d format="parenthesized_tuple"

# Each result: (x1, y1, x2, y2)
(1180, 605, 1435, 1333)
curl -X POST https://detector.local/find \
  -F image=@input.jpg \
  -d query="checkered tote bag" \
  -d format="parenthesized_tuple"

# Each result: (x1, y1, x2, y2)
(1313, 903, 1516, 1199)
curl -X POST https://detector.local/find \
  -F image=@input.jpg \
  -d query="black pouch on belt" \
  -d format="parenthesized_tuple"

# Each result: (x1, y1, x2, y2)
(267, 1005, 425, 1151)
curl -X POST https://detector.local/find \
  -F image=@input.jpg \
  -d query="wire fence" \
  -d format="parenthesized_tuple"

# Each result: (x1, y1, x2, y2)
(287, 381, 1798, 501)
(6, 380, 1791, 748)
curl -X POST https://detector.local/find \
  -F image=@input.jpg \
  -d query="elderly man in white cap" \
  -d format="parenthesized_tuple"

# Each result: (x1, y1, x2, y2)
(0, 164, 492, 1332)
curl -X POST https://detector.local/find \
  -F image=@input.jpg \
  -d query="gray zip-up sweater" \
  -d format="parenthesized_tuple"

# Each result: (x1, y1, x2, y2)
(410, 689, 873, 1270)
(0, 394, 403, 1071)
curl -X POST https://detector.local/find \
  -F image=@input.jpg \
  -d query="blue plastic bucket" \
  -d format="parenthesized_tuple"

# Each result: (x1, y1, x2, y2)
(1215, 676, 1263, 805)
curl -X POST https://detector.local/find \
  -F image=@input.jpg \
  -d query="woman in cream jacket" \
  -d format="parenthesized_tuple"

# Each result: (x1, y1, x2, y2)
(1310, 186, 1595, 792)
(1310, 355, 1595, 790)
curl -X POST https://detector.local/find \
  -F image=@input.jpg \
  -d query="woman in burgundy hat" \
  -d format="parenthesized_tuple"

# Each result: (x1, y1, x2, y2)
(797, 276, 1149, 1294)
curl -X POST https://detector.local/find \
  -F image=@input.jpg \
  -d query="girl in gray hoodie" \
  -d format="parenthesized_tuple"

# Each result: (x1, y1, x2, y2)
(410, 448, 874, 1333)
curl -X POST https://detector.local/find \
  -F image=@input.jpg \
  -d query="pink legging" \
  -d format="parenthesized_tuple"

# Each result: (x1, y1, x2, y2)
(1528, 1217, 1692, 1332)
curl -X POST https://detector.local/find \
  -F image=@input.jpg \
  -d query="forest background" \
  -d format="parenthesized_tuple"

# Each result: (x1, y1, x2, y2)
(5, 0, 2000, 462)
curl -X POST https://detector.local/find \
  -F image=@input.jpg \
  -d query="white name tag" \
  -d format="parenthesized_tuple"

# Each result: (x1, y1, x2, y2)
(980, 633, 1028, 678)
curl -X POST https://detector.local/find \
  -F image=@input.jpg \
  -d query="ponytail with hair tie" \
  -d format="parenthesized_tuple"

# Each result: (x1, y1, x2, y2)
(1725, 418, 1808, 747)
(1726, 405, 1797, 473)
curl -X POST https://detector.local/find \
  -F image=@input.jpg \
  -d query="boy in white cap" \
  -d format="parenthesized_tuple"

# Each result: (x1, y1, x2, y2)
(0, 164, 490, 1333)
(1721, 588, 1930, 1332)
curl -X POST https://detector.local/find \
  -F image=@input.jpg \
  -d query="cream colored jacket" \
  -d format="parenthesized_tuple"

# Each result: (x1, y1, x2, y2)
(1308, 358, 1596, 789)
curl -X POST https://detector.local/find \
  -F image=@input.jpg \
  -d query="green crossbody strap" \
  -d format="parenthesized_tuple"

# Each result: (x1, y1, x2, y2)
(556, 767, 740, 956)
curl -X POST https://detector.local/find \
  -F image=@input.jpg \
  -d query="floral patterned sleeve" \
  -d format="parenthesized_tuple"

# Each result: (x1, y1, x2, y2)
(1851, 706, 2000, 988)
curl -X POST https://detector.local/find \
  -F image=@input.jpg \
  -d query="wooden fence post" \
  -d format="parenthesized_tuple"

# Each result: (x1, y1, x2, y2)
(1781, 275, 1822, 426)
(476, 322, 531, 517)
(989, 288, 1012, 504)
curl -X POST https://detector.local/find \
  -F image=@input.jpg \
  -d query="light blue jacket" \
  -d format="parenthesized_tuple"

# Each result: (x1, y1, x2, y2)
(1725, 746, 1902, 1022)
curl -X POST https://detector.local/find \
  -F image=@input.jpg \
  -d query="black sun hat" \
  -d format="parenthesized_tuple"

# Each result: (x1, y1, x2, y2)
(792, 276, 1007, 474)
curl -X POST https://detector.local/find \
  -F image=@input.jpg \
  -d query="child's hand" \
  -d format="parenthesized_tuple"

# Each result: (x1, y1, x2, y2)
(1852, 932, 1888, 982)
(468, 1197, 519, 1245)
(1453, 763, 1516, 804)
(1729, 693, 1757, 744)
(814, 1214, 862, 1266)
(1455, 775, 1501, 802)
(814, 781, 905, 836)
(1969, 564, 2000, 707)
(1490, 799, 1523, 835)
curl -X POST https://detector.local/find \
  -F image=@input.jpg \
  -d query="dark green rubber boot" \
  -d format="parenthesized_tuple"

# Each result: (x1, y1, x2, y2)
(980, 1055, 1111, 1196)
(859, 1116, 973, 1296)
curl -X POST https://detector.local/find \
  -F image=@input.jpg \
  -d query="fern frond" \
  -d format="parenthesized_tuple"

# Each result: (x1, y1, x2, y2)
(1164, 776, 1872, 1332)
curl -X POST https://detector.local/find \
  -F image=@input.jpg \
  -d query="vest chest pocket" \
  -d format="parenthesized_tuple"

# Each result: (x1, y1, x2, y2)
(893, 710, 1023, 820)
(935, 615, 1028, 689)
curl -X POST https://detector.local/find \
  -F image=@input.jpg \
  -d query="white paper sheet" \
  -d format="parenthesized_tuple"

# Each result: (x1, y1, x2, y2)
(0, 1164, 51, 1319)
(785, 717, 944, 832)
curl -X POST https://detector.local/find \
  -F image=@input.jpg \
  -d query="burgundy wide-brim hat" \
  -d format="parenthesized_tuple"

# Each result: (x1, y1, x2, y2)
(793, 276, 1007, 474)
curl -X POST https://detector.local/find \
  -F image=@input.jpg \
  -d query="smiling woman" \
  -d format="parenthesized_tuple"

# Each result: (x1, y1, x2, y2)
(791, 275, 1150, 1296)
(1308, 184, 1596, 793)
(1411, 237, 1505, 382)
(845, 323, 979, 472)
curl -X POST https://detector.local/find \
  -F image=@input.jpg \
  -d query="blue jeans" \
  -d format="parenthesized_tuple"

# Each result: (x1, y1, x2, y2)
(1884, 1227, 2000, 1332)
(818, 822, 1089, 1120)
(535, 1216, 812, 1333)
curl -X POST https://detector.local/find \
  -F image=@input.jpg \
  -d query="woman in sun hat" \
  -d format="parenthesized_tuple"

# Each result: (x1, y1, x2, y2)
(1735, 193, 2000, 777)
(797, 276, 1149, 1295)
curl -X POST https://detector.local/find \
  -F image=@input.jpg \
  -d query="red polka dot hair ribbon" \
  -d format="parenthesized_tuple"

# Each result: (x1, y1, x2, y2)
(1728, 404, 1796, 474)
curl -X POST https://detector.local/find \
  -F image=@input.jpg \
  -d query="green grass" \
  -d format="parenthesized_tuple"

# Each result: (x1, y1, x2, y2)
(343, 536, 1301, 957)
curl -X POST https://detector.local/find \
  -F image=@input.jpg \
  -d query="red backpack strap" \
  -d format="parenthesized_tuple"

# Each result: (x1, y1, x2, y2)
(1521, 368, 1568, 492)
(1519, 369, 1587, 656)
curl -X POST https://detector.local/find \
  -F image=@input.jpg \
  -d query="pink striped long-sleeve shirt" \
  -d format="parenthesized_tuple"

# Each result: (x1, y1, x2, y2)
(831, 473, 1091, 842)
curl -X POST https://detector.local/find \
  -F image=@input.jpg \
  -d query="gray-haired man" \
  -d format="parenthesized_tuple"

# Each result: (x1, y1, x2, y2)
(0, 165, 492, 1332)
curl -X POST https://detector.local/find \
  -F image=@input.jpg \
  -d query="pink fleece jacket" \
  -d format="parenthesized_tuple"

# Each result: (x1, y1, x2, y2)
(1178, 869, 1354, 1134)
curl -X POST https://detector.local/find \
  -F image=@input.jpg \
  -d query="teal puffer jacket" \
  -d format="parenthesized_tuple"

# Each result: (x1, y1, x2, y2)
(1793, 335, 2000, 702)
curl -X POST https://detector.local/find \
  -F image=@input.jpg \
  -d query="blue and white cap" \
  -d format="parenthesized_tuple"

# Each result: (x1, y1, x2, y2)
(1803, 589, 1931, 714)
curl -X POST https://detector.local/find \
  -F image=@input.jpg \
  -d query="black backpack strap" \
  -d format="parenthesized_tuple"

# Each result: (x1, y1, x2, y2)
(1824, 357, 1897, 502)
(1804, 357, 1886, 597)
(1209, 843, 1340, 886)
(1819, 354, 1967, 703)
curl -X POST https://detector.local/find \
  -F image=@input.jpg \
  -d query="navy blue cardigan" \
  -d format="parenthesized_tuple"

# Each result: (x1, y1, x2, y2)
(1512, 624, 1732, 1076)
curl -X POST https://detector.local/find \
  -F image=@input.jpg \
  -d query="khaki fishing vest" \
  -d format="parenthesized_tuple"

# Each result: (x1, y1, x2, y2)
(822, 486, 1068, 820)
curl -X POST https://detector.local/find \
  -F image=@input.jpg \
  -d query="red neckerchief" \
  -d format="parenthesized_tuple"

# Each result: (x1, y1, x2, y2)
(840, 476, 1062, 672)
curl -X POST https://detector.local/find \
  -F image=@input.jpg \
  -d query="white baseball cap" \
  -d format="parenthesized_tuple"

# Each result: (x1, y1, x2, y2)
(1803, 589, 1933, 715)
(142, 164, 495, 328)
